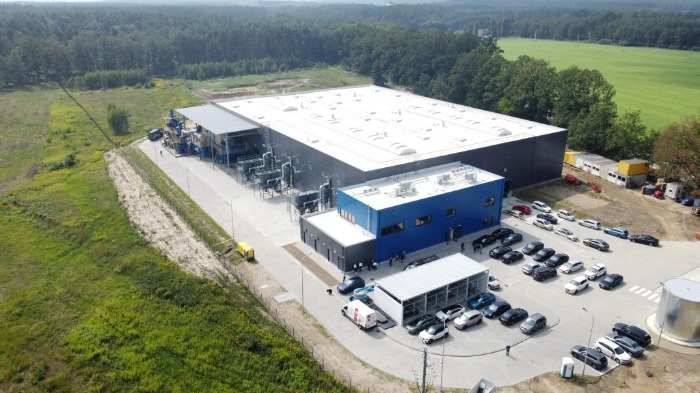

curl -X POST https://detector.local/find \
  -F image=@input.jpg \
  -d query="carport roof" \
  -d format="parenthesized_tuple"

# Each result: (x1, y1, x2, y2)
(375, 253, 488, 301)
(175, 104, 258, 135)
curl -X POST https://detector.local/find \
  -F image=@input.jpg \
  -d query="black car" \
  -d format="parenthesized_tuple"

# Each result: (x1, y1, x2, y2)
(629, 234, 659, 246)
(499, 308, 528, 326)
(489, 245, 512, 259)
(491, 228, 515, 240)
(147, 128, 164, 141)
(583, 238, 610, 251)
(544, 253, 569, 268)
(599, 274, 624, 290)
(483, 300, 511, 319)
(532, 248, 556, 262)
(501, 233, 523, 246)
(406, 314, 436, 334)
(472, 235, 497, 248)
(521, 241, 544, 256)
(612, 323, 652, 347)
(536, 213, 558, 225)
(501, 251, 524, 265)
(337, 276, 365, 294)
(532, 266, 557, 281)
(570, 345, 608, 370)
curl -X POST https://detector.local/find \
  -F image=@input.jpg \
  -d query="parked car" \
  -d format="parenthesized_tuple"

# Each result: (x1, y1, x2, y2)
(406, 314, 436, 334)
(489, 245, 512, 259)
(502, 250, 524, 264)
(594, 337, 632, 364)
(583, 238, 609, 251)
(599, 273, 624, 290)
(522, 241, 544, 256)
(605, 333, 645, 357)
(468, 292, 497, 309)
(629, 234, 659, 246)
(545, 253, 569, 268)
(564, 276, 589, 294)
(557, 209, 576, 221)
(681, 196, 695, 206)
(501, 233, 523, 246)
(472, 235, 497, 248)
(584, 263, 607, 280)
(337, 276, 366, 294)
(504, 209, 524, 219)
(603, 227, 629, 239)
(499, 308, 529, 326)
(559, 260, 584, 274)
(612, 323, 652, 347)
(532, 248, 556, 262)
(454, 310, 483, 330)
(522, 261, 542, 275)
(419, 322, 449, 344)
(570, 345, 608, 370)
(520, 313, 547, 335)
(483, 300, 511, 319)
(488, 275, 501, 290)
(404, 259, 430, 271)
(532, 266, 558, 281)
(147, 128, 164, 141)
(436, 304, 466, 321)
(512, 205, 532, 215)
(578, 219, 601, 229)
(532, 200, 552, 213)
(491, 228, 514, 240)
(554, 227, 579, 242)
(537, 213, 558, 225)
(533, 218, 553, 231)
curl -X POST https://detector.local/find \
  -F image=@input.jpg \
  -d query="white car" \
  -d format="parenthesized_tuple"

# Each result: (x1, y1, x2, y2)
(454, 310, 483, 330)
(532, 200, 552, 213)
(436, 304, 466, 321)
(578, 219, 601, 230)
(557, 209, 576, 221)
(559, 260, 584, 274)
(488, 275, 501, 290)
(533, 218, 553, 231)
(584, 263, 607, 280)
(555, 227, 579, 242)
(564, 276, 589, 294)
(594, 337, 632, 364)
(419, 323, 449, 344)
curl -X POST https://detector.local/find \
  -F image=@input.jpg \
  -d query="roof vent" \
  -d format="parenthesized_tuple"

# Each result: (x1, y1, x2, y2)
(497, 129, 511, 136)
(283, 106, 298, 112)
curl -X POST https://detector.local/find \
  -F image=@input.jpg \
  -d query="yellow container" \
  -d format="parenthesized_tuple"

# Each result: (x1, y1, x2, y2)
(563, 151, 582, 166)
(619, 159, 649, 176)
(237, 242, 255, 261)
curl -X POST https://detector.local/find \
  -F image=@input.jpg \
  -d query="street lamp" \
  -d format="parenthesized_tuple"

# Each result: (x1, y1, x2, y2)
(301, 252, 312, 308)
(581, 307, 594, 379)
(440, 318, 446, 392)
(657, 281, 670, 348)
(229, 198, 235, 240)
(185, 164, 191, 197)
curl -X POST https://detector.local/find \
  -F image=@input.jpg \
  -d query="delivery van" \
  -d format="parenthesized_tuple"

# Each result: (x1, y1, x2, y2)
(341, 300, 377, 330)
(237, 242, 254, 261)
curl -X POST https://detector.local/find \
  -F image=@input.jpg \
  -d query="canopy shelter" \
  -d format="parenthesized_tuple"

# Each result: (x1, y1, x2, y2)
(175, 104, 259, 136)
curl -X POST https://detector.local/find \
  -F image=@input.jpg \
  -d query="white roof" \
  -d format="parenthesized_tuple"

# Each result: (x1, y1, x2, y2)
(340, 162, 502, 210)
(375, 253, 488, 302)
(216, 85, 565, 172)
(305, 210, 375, 247)
(665, 278, 700, 302)
(175, 104, 258, 135)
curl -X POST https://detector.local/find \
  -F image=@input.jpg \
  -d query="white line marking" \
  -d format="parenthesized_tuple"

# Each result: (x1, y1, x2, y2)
(635, 287, 647, 294)
(629, 285, 640, 292)
(642, 290, 653, 297)
(647, 293, 660, 301)
(655, 298, 660, 303)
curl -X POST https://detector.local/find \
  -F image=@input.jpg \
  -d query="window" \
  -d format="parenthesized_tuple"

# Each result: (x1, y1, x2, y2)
(340, 209, 355, 224)
(482, 216, 493, 226)
(381, 222, 404, 236)
(446, 208, 456, 217)
(485, 197, 495, 207)
(415, 214, 432, 226)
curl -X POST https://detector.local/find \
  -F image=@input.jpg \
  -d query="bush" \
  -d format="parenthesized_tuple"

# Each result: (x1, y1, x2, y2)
(107, 104, 130, 135)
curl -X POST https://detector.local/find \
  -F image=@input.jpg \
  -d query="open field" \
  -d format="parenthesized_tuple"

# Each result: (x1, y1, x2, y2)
(498, 38, 700, 131)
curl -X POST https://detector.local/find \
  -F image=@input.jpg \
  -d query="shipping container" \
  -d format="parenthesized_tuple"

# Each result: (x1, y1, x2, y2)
(619, 159, 649, 176)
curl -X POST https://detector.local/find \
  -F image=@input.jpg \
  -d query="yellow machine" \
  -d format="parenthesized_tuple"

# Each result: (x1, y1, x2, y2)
(237, 242, 254, 261)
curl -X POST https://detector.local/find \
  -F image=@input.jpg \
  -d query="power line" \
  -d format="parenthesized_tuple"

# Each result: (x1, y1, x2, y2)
(58, 82, 119, 148)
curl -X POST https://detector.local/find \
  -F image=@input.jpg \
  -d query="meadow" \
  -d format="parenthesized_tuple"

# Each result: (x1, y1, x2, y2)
(498, 37, 700, 131)
(0, 71, 357, 392)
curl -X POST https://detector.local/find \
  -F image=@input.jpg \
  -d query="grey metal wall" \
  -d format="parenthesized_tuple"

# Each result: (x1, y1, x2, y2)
(655, 279, 700, 343)
(300, 214, 376, 273)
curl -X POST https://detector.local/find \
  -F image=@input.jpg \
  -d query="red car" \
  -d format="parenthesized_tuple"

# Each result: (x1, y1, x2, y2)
(512, 205, 532, 215)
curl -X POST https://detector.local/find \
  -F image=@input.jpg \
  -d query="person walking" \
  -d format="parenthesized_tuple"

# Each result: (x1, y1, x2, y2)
(373, 260, 378, 270)
(506, 345, 511, 356)
(359, 261, 364, 272)
(461, 242, 465, 252)
(353, 263, 358, 273)
(389, 257, 393, 267)
(342, 274, 346, 282)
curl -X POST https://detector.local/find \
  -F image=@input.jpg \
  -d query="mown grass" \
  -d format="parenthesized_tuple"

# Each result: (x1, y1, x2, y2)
(0, 79, 354, 392)
(498, 38, 700, 131)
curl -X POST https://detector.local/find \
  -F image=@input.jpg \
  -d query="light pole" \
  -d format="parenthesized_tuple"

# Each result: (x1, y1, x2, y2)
(581, 307, 594, 379)
(657, 281, 670, 348)
(440, 318, 446, 392)
(229, 198, 235, 240)
(301, 252, 312, 308)
(185, 164, 191, 197)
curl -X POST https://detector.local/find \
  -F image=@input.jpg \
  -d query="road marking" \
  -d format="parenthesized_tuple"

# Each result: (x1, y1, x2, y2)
(655, 298, 660, 303)
(629, 285, 640, 292)
(635, 287, 647, 294)
(647, 293, 660, 301)
(642, 290, 653, 297)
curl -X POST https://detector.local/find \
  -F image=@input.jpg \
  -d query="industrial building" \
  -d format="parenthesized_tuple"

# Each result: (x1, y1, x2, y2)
(656, 278, 700, 344)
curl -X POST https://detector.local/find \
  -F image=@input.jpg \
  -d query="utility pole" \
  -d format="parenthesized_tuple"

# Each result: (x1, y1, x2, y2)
(422, 346, 428, 393)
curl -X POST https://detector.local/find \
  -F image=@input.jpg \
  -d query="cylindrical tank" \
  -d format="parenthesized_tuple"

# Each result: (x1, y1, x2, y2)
(655, 278, 700, 343)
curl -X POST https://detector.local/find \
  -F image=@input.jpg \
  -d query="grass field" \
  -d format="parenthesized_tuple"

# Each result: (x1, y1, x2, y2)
(498, 38, 700, 131)
(0, 79, 355, 392)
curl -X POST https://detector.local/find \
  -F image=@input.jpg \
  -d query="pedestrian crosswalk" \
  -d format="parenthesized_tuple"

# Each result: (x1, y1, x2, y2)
(628, 285, 661, 302)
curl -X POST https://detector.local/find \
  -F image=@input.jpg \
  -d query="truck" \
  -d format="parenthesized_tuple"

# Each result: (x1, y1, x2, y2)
(237, 242, 254, 261)
(341, 300, 378, 330)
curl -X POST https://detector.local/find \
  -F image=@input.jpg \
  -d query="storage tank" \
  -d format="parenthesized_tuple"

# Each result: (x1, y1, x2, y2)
(655, 278, 700, 343)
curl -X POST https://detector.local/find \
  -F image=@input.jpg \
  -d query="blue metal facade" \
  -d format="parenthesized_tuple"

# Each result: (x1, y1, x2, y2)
(337, 176, 505, 262)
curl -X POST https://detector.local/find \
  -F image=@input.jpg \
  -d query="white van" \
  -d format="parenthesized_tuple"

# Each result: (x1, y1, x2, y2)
(341, 300, 378, 330)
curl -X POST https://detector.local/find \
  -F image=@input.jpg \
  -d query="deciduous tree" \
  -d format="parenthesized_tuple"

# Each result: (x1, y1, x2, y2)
(653, 115, 700, 194)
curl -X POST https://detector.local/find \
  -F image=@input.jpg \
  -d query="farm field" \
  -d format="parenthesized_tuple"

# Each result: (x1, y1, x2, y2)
(498, 37, 700, 131)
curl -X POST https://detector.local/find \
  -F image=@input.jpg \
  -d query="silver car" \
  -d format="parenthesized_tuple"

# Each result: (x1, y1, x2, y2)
(454, 310, 483, 330)
(578, 219, 601, 229)
(559, 260, 584, 274)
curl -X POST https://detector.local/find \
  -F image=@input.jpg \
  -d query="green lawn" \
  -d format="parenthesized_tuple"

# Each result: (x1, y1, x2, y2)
(0, 80, 354, 392)
(498, 38, 700, 131)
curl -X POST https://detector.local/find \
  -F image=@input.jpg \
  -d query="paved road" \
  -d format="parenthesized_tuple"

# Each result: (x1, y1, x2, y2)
(139, 140, 699, 389)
